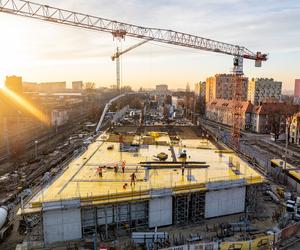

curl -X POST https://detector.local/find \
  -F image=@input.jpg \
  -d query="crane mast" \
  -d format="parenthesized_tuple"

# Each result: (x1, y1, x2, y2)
(0, 0, 268, 149)
(112, 39, 152, 91)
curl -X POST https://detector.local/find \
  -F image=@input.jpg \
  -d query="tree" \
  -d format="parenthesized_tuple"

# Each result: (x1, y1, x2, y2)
(83, 82, 96, 90)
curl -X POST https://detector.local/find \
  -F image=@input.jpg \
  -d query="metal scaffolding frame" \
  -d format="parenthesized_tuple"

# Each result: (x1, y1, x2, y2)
(174, 191, 205, 225)
(81, 200, 149, 241)
(174, 194, 189, 225)
(245, 184, 259, 213)
(190, 192, 205, 223)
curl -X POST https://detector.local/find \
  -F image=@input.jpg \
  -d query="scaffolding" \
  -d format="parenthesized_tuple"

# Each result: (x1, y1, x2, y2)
(81, 200, 149, 241)
(189, 192, 205, 223)
(174, 194, 189, 225)
(245, 184, 259, 213)
(174, 191, 205, 225)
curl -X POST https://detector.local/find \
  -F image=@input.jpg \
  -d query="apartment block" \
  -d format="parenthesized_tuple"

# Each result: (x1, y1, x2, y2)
(294, 79, 300, 104)
(205, 74, 248, 103)
(5, 75, 23, 94)
(206, 99, 299, 134)
(155, 84, 169, 94)
(22, 82, 38, 92)
(195, 82, 206, 114)
(205, 99, 253, 130)
(39, 81, 66, 92)
(290, 112, 300, 145)
(248, 78, 282, 104)
(72, 81, 83, 90)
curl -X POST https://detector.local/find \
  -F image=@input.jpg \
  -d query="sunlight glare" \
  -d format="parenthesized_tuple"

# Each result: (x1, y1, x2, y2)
(1, 86, 50, 125)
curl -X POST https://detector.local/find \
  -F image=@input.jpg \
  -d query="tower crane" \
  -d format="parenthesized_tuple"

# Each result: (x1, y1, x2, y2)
(0, 0, 268, 148)
(111, 39, 152, 91)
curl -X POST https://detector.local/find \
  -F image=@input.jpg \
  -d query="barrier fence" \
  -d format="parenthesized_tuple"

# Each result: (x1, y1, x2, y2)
(160, 222, 300, 250)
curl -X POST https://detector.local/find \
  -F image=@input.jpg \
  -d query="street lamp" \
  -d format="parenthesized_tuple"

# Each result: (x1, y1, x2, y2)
(35, 140, 38, 159)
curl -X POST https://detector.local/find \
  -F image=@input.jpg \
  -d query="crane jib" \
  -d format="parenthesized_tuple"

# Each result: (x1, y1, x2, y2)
(0, 0, 267, 62)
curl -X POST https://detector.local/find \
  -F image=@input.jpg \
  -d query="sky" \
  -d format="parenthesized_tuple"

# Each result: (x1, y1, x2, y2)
(0, 0, 299, 91)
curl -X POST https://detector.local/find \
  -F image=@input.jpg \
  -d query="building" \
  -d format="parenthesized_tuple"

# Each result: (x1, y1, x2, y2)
(206, 99, 253, 130)
(194, 82, 206, 97)
(5, 75, 23, 94)
(155, 84, 168, 93)
(205, 74, 248, 103)
(195, 82, 206, 114)
(39, 81, 66, 92)
(249, 102, 297, 134)
(20, 134, 263, 245)
(72, 81, 83, 90)
(206, 99, 299, 134)
(290, 112, 300, 145)
(247, 78, 282, 104)
(294, 79, 300, 104)
(51, 109, 69, 126)
(22, 82, 38, 92)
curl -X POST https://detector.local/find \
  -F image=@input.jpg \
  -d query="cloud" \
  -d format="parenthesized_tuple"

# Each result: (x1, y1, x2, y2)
(0, 0, 299, 89)
(32, 0, 300, 57)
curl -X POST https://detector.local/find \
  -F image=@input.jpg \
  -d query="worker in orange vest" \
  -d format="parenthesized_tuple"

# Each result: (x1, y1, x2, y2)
(97, 166, 103, 177)
(114, 163, 118, 174)
(122, 160, 126, 173)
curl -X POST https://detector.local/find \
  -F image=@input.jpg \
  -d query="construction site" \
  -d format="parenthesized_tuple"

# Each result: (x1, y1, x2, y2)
(16, 123, 269, 248)
(0, 1, 300, 250)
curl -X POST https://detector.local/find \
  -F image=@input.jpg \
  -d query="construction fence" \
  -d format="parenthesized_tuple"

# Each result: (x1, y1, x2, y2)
(160, 235, 272, 250)
(160, 222, 300, 250)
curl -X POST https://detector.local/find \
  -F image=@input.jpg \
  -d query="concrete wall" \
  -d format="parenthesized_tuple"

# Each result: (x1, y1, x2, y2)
(205, 187, 246, 218)
(149, 196, 172, 228)
(43, 200, 82, 245)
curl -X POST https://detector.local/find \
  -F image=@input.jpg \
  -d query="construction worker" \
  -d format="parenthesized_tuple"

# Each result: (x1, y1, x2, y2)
(114, 163, 118, 174)
(181, 163, 185, 176)
(97, 166, 103, 178)
(130, 172, 136, 185)
(122, 160, 126, 173)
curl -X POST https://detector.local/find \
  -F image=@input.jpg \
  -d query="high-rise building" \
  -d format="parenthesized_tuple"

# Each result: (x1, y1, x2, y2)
(72, 81, 83, 90)
(194, 82, 206, 97)
(294, 79, 300, 104)
(194, 82, 205, 96)
(5, 75, 23, 94)
(205, 74, 248, 103)
(195, 82, 206, 114)
(247, 78, 282, 104)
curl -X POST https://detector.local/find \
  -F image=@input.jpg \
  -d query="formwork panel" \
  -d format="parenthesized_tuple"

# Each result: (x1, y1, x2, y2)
(149, 196, 172, 228)
(43, 207, 82, 244)
(204, 187, 245, 218)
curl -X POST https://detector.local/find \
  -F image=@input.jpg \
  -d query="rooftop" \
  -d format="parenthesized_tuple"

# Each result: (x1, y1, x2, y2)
(22, 131, 263, 214)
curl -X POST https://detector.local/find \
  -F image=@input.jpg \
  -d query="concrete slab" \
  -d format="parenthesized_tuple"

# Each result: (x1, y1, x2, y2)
(24, 134, 264, 213)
